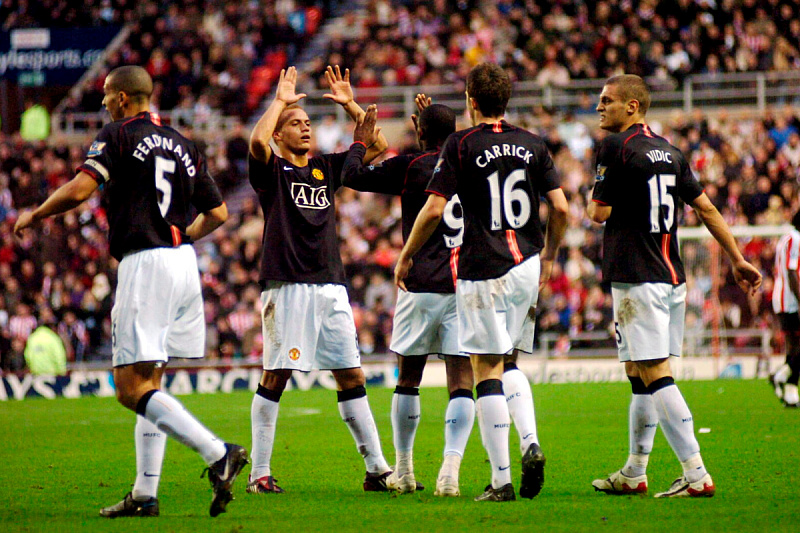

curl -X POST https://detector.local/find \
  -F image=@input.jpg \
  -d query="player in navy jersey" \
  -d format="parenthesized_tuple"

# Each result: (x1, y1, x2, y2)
(587, 74, 762, 498)
(343, 98, 476, 496)
(14, 66, 248, 518)
(770, 209, 800, 407)
(395, 63, 569, 502)
(246, 65, 394, 494)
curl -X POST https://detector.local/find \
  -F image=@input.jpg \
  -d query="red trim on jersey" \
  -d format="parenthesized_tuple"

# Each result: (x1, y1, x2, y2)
(783, 236, 793, 312)
(424, 189, 449, 198)
(78, 165, 104, 185)
(150, 112, 162, 125)
(621, 126, 641, 164)
(493, 122, 502, 133)
(506, 230, 524, 264)
(591, 198, 609, 205)
(450, 247, 459, 290)
(350, 141, 366, 148)
(170, 225, 182, 247)
(662, 234, 678, 284)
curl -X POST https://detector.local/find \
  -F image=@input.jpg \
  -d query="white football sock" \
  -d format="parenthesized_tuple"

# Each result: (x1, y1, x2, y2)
(391, 390, 420, 476)
(774, 363, 791, 384)
(339, 395, 390, 474)
(476, 394, 512, 489)
(132, 415, 166, 500)
(621, 393, 658, 477)
(680, 453, 708, 483)
(250, 393, 280, 479)
(443, 396, 475, 458)
(142, 391, 226, 466)
(438, 453, 462, 481)
(652, 384, 704, 475)
(502, 367, 538, 455)
(784, 383, 799, 405)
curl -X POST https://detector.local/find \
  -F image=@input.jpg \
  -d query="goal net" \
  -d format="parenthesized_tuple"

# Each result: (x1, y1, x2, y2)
(678, 224, 785, 377)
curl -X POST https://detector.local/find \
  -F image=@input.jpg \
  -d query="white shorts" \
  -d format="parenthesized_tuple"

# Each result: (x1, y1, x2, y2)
(456, 255, 540, 356)
(112, 245, 205, 367)
(389, 290, 461, 357)
(611, 282, 686, 362)
(260, 282, 360, 371)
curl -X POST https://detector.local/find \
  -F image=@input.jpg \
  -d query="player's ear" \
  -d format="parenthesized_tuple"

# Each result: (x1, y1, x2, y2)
(627, 99, 639, 116)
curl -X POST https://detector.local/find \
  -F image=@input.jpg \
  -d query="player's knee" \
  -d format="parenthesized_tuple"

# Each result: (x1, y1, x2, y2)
(332, 367, 365, 389)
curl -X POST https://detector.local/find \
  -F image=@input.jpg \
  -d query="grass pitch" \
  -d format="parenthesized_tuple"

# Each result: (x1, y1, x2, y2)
(1, 378, 796, 532)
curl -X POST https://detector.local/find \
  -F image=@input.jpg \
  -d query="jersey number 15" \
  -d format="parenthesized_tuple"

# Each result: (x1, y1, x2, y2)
(648, 173, 675, 233)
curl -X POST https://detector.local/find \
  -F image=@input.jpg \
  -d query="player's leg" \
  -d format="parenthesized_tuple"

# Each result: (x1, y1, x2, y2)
(592, 361, 654, 495)
(103, 247, 247, 518)
(390, 353, 426, 492)
(502, 351, 538, 455)
(771, 313, 795, 401)
(781, 317, 800, 407)
(332, 367, 392, 489)
(435, 354, 474, 497)
(472, 353, 515, 501)
(248, 369, 291, 494)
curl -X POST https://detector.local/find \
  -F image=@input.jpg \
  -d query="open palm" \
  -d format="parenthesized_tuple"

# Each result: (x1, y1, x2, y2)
(276, 66, 306, 105)
(323, 65, 353, 105)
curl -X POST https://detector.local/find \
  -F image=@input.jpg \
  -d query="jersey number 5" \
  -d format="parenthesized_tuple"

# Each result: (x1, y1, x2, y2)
(487, 169, 532, 230)
(155, 155, 176, 218)
(647, 173, 675, 233)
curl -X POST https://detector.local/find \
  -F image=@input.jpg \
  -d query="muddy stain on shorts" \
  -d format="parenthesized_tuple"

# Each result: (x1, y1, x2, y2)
(263, 301, 279, 346)
(617, 297, 637, 327)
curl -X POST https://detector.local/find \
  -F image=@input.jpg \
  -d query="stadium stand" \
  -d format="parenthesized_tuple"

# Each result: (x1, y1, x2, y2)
(1, 0, 798, 372)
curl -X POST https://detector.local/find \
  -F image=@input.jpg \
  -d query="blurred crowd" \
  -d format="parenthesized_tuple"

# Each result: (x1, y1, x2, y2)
(2, 101, 795, 371)
(308, 0, 800, 93)
(2, 0, 798, 373)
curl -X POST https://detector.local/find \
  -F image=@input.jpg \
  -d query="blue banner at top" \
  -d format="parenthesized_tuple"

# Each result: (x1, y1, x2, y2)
(0, 26, 120, 85)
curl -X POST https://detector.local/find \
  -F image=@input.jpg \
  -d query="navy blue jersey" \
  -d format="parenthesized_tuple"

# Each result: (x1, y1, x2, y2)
(249, 151, 348, 285)
(592, 123, 704, 284)
(342, 142, 461, 293)
(426, 121, 560, 281)
(77, 112, 223, 261)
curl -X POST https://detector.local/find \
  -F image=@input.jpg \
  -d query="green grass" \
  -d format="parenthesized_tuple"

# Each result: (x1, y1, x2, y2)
(1, 379, 797, 532)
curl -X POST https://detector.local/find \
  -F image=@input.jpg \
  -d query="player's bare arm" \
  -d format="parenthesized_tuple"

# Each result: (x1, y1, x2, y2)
(540, 187, 569, 286)
(691, 192, 763, 294)
(186, 203, 228, 242)
(14, 171, 99, 237)
(394, 194, 448, 290)
(586, 199, 611, 223)
(250, 66, 307, 162)
(323, 65, 387, 162)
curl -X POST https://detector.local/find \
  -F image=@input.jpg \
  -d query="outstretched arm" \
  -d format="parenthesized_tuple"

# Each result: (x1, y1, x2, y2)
(691, 192, 762, 295)
(250, 66, 307, 162)
(14, 172, 99, 237)
(323, 65, 388, 162)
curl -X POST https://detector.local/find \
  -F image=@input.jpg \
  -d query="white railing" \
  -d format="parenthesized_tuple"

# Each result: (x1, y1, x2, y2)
(51, 70, 800, 138)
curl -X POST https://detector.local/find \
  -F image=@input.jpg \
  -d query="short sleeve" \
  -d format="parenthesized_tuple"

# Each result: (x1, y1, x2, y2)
(535, 145, 560, 193)
(426, 132, 459, 200)
(676, 156, 704, 204)
(77, 125, 115, 184)
(191, 154, 224, 213)
(591, 136, 621, 206)
(248, 152, 275, 192)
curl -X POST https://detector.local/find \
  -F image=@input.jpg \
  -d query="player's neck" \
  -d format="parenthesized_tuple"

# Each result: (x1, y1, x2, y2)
(281, 149, 309, 167)
(472, 110, 504, 127)
(615, 118, 646, 133)
(121, 103, 150, 119)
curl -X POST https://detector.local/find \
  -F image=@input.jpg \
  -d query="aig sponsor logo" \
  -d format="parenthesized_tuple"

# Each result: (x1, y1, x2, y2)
(291, 183, 330, 209)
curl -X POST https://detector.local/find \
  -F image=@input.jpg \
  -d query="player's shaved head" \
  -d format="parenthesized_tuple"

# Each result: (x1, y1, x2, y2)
(106, 66, 153, 103)
(605, 74, 651, 116)
(467, 63, 512, 118)
(419, 104, 456, 146)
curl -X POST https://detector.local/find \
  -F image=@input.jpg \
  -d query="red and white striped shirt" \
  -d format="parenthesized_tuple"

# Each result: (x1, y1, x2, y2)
(773, 229, 800, 314)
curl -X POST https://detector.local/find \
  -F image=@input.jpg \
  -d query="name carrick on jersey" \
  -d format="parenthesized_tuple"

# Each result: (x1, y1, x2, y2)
(77, 112, 224, 261)
(426, 120, 560, 281)
(773, 228, 800, 314)
(342, 142, 461, 293)
(249, 150, 348, 285)
(592, 123, 704, 284)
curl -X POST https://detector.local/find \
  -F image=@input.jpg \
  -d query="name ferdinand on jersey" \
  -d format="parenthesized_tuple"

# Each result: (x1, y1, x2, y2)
(132, 133, 197, 176)
(291, 182, 330, 209)
(476, 143, 533, 168)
